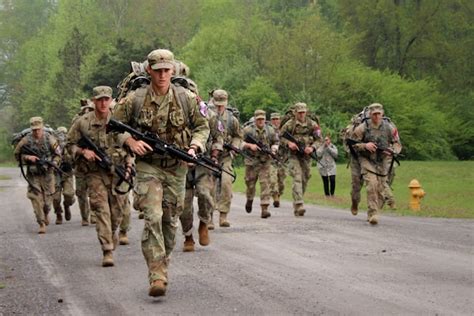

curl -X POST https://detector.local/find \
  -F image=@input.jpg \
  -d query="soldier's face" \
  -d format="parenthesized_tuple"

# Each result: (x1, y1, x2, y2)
(148, 67, 173, 90)
(296, 111, 306, 122)
(93, 97, 112, 116)
(255, 118, 265, 128)
(271, 118, 280, 128)
(32, 128, 43, 139)
(371, 112, 383, 125)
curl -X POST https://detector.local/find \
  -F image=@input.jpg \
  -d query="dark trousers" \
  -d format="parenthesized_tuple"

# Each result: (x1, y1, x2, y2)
(321, 175, 336, 196)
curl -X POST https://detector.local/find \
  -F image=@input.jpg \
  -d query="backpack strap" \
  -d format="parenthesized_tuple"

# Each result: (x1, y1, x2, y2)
(130, 87, 148, 129)
(171, 83, 191, 127)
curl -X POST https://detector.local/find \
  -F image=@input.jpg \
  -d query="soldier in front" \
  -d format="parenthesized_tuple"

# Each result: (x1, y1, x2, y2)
(112, 49, 209, 297)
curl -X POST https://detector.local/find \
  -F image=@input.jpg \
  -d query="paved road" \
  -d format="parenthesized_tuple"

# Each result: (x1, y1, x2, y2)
(0, 167, 473, 315)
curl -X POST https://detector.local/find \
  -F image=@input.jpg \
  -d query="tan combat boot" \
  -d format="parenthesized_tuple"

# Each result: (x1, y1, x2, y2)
(44, 214, 50, 226)
(368, 214, 379, 225)
(183, 235, 195, 252)
(81, 219, 89, 226)
(38, 223, 46, 234)
(351, 200, 358, 216)
(102, 250, 114, 267)
(119, 231, 129, 245)
(208, 213, 215, 230)
(55, 213, 63, 225)
(294, 204, 305, 217)
(261, 205, 271, 219)
(219, 212, 230, 227)
(198, 221, 210, 246)
(273, 194, 280, 208)
(245, 200, 253, 213)
(149, 279, 167, 297)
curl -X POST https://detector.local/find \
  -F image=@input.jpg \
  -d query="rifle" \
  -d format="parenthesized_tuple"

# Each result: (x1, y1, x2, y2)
(345, 138, 402, 175)
(223, 142, 252, 159)
(243, 134, 282, 163)
(20, 145, 65, 176)
(281, 131, 319, 161)
(77, 135, 135, 194)
(106, 118, 231, 179)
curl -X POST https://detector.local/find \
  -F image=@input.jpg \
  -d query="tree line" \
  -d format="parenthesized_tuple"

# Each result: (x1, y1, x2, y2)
(0, 0, 472, 161)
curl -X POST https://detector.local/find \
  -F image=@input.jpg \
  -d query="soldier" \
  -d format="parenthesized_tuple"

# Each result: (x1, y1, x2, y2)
(211, 89, 242, 228)
(14, 117, 61, 234)
(181, 107, 223, 251)
(269, 112, 286, 207)
(51, 126, 75, 224)
(280, 102, 321, 216)
(72, 101, 95, 226)
(242, 110, 279, 218)
(316, 134, 338, 197)
(67, 86, 134, 266)
(342, 114, 364, 216)
(112, 49, 209, 297)
(351, 103, 401, 225)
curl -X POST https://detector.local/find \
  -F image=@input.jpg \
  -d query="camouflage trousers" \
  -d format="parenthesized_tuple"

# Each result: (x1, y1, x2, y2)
(350, 158, 363, 205)
(245, 160, 272, 206)
(26, 171, 55, 225)
(75, 171, 91, 221)
(383, 163, 397, 207)
(288, 156, 312, 208)
(270, 163, 286, 197)
(119, 194, 131, 233)
(52, 172, 75, 214)
(214, 156, 234, 214)
(134, 160, 186, 284)
(87, 170, 125, 251)
(360, 159, 386, 217)
(180, 166, 215, 236)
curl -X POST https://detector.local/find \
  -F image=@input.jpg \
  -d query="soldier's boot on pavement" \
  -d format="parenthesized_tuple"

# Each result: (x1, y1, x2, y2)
(208, 213, 215, 230)
(245, 200, 253, 213)
(55, 213, 63, 225)
(183, 235, 195, 252)
(368, 214, 379, 225)
(387, 201, 396, 210)
(273, 194, 280, 208)
(138, 211, 144, 220)
(219, 212, 230, 227)
(38, 223, 46, 234)
(261, 205, 271, 219)
(294, 204, 305, 217)
(149, 279, 167, 297)
(102, 250, 114, 267)
(119, 231, 129, 245)
(81, 219, 89, 226)
(351, 200, 358, 216)
(198, 221, 210, 246)
(64, 203, 71, 221)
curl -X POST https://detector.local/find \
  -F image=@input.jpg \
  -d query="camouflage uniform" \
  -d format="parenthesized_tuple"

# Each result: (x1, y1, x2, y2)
(14, 117, 61, 233)
(269, 113, 286, 206)
(112, 49, 209, 291)
(280, 103, 321, 216)
(212, 90, 242, 227)
(52, 127, 75, 223)
(351, 103, 401, 224)
(242, 110, 279, 218)
(342, 121, 364, 214)
(67, 87, 132, 258)
(72, 102, 94, 225)
(180, 107, 223, 249)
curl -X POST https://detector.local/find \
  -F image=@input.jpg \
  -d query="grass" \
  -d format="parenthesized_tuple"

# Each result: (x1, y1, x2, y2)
(232, 161, 474, 219)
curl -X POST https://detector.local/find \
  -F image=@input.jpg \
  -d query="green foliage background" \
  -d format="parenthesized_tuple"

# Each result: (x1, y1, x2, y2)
(0, 0, 472, 161)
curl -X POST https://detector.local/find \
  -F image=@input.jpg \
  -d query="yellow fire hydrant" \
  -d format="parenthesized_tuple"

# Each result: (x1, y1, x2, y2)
(408, 179, 426, 211)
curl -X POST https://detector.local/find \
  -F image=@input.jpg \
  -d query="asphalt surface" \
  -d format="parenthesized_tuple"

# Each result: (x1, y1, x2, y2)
(0, 167, 473, 315)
